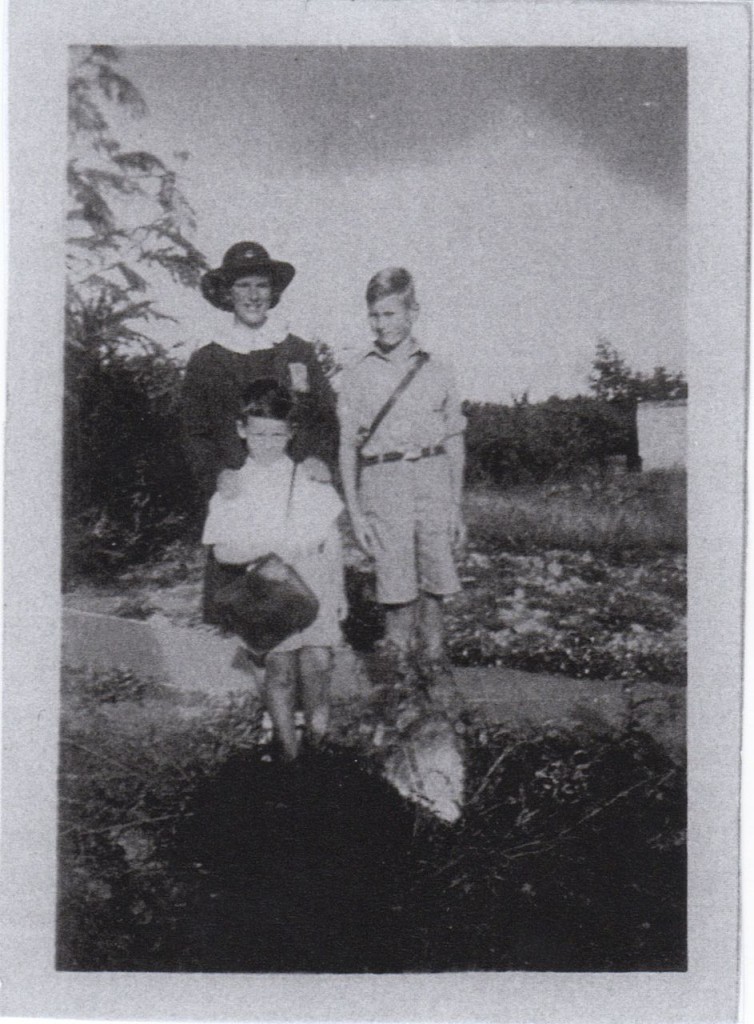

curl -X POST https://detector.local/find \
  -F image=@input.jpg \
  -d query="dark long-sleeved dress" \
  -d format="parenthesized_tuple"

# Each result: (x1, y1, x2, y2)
(181, 333, 339, 624)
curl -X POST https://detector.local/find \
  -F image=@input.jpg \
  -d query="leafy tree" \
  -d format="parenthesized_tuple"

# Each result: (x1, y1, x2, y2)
(65, 46, 207, 578)
(589, 339, 638, 402)
(67, 45, 206, 326)
(640, 365, 688, 401)
(589, 339, 687, 403)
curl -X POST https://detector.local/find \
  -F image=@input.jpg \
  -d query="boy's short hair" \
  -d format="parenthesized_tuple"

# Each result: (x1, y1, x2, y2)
(365, 267, 418, 309)
(238, 378, 293, 421)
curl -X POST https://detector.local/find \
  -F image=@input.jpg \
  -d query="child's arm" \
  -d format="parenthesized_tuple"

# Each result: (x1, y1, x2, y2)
(445, 432, 467, 547)
(212, 540, 270, 565)
(339, 433, 377, 554)
(337, 376, 378, 553)
(442, 368, 467, 548)
(204, 487, 289, 565)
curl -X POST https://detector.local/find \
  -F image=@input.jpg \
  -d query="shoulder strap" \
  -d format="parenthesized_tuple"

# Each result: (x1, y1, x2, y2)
(286, 461, 297, 517)
(358, 351, 430, 451)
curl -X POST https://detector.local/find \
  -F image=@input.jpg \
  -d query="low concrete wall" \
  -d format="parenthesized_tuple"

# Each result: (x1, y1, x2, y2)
(637, 400, 686, 470)
(62, 609, 368, 699)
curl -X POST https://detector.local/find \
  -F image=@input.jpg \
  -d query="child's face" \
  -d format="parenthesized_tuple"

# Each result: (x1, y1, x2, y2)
(368, 294, 416, 352)
(230, 273, 273, 328)
(237, 416, 290, 465)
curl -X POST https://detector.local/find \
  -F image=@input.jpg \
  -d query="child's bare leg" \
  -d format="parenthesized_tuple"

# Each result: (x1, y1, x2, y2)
(383, 601, 417, 655)
(299, 646, 332, 744)
(418, 592, 445, 660)
(264, 651, 299, 760)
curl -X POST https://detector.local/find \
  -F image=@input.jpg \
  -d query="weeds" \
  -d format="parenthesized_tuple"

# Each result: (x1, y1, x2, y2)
(57, 674, 266, 969)
(446, 548, 685, 683)
(57, 665, 685, 972)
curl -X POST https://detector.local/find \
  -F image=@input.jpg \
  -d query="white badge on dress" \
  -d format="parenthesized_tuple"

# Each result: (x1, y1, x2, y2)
(288, 362, 310, 393)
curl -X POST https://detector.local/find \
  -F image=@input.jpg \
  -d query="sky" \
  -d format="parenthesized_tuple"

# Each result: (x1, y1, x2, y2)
(99, 45, 686, 403)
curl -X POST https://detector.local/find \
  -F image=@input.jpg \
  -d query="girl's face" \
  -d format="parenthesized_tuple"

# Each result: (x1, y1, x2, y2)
(237, 416, 290, 465)
(230, 273, 274, 328)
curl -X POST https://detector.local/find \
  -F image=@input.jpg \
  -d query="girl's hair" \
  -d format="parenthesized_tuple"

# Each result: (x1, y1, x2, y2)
(365, 267, 418, 309)
(238, 378, 293, 421)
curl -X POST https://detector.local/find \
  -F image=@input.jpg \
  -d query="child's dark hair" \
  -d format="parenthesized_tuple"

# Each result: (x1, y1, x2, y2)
(365, 267, 418, 309)
(238, 378, 293, 421)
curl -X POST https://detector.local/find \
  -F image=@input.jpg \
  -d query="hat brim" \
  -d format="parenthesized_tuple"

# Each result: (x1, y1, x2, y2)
(201, 259, 295, 311)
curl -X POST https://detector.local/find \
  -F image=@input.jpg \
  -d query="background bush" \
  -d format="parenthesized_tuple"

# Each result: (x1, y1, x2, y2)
(463, 393, 639, 488)
(63, 324, 199, 580)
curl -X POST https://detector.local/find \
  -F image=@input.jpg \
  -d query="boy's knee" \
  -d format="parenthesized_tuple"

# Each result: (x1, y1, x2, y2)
(265, 652, 297, 689)
(299, 645, 332, 674)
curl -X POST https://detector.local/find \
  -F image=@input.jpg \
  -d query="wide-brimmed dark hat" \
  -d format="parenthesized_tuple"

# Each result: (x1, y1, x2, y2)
(201, 241, 296, 311)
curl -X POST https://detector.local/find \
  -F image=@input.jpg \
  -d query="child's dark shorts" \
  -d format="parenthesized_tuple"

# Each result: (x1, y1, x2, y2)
(359, 453, 460, 604)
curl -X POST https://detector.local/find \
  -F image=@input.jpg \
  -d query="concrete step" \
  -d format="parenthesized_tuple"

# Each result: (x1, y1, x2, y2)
(62, 608, 370, 699)
(61, 608, 683, 760)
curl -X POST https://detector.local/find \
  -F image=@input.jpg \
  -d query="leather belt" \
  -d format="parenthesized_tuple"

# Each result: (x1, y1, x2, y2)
(359, 444, 446, 467)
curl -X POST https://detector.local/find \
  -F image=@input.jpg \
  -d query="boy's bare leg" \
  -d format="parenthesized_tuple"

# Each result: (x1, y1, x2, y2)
(264, 651, 299, 760)
(417, 592, 464, 718)
(300, 646, 332, 744)
(418, 592, 445, 660)
(383, 602, 417, 656)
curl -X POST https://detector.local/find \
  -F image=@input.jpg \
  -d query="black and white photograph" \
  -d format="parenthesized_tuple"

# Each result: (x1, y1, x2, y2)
(1, 2, 750, 1021)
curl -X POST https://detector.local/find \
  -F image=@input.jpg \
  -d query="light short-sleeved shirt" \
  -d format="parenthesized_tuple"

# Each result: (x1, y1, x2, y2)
(202, 456, 342, 554)
(202, 456, 346, 650)
(337, 340, 466, 457)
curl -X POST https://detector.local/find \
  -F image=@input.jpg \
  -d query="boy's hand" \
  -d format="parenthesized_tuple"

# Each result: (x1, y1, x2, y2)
(217, 468, 243, 499)
(351, 513, 378, 555)
(450, 505, 467, 550)
(300, 456, 332, 484)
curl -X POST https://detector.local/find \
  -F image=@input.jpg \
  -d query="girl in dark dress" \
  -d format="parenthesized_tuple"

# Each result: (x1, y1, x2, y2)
(181, 241, 339, 624)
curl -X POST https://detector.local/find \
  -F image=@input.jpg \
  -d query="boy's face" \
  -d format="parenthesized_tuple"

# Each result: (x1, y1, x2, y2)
(237, 416, 290, 465)
(230, 273, 273, 328)
(368, 294, 416, 352)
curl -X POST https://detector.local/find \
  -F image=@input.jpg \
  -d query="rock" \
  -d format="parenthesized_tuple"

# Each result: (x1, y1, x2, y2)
(384, 715, 465, 824)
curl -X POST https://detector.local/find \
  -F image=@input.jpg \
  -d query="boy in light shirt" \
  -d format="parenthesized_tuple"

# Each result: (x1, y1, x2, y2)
(338, 268, 466, 688)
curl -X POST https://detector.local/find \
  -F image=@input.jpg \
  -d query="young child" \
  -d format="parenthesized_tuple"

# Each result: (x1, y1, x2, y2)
(202, 378, 346, 760)
(338, 268, 466, 688)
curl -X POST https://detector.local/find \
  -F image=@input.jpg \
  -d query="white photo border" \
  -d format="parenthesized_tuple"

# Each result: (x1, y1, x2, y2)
(2, 1, 750, 1021)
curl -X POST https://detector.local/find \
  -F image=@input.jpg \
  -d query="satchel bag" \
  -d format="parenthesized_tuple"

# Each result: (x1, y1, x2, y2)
(213, 466, 320, 663)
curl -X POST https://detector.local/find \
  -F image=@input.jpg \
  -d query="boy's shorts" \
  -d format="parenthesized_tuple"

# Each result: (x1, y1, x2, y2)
(359, 454, 461, 605)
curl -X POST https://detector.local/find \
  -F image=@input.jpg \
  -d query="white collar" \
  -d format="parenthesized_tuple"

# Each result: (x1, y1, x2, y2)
(213, 312, 290, 353)
(365, 337, 423, 365)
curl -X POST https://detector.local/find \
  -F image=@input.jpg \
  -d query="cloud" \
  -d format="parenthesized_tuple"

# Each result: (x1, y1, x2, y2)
(127, 46, 685, 199)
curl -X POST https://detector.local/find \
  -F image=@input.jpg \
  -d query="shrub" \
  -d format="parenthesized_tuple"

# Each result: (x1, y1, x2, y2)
(464, 395, 638, 487)
(63, 328, 201, 581)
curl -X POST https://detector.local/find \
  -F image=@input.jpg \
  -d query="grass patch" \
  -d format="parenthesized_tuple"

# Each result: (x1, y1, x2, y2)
(466, 469, 686, 558)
